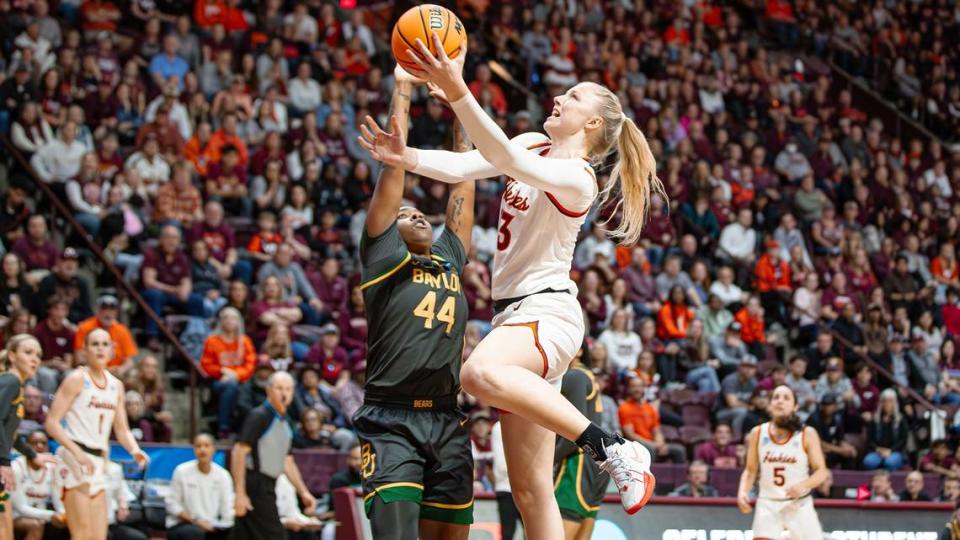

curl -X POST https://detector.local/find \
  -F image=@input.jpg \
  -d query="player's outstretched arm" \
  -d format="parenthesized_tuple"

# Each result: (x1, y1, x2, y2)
(406, 33, 595, 211)
(737, 426, 760, 514)
(444, 117, 475, 252)
(362, 66, 417, 238)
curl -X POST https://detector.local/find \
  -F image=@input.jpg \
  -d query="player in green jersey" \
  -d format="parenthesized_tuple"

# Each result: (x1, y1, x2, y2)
(554, 346, 610, 540)
(352, 59, 474, 540)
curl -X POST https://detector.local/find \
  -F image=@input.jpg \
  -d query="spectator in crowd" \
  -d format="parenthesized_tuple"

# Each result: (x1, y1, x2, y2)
(36, 248, 92, 324)
(124, 389, 171, 443)
(328, 443, 362, 491)
(10, 430, 64, 539)
(618, 376, 686, 463)
(166, 433, 234, 540)
(29, 121, 86, 183)
(657, 285, 695, 342)
(256, 244, 323, 326)
(717, 208, 757, 271)
(292, 408, 335, 450)
(864, 389, 909, 471)
(694, 423, 739, 469)
(141, 224, 205, 347)
(188, 200, 241, 283)
(11, 215, 58, 285)
(807, 393, 857, 469)
(920, 440, 957, 479)
(669, 460, 719, 497)
(942, 478, 960, 504)
(621, 247, 661, 318)
(74, 294, 138, 370)
(785, 356, 816, 420)
(734, 296, 767, 360)
(815, 357, 861, 413)
(709, 322, 750, 376)
(18, 386, 47, 437)
(201, 307, 256, 438)
(900, 471, 932, 502)
(870, 470, 900, 502)
(655, 255, 700, 308)
(697, 294, 733, 340)
(598, 308, 641, 372)
(31, 296, 73, 395)
(155, 161, 204, 227)
(717, 356, 758, 436)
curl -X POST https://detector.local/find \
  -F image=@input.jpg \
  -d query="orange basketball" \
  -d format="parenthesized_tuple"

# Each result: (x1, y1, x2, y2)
(391, 4, 466, 75)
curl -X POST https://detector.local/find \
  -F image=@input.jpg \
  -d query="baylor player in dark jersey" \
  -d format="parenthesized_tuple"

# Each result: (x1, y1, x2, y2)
(353, 61, 475, 540)
(554, 347, 610, 540)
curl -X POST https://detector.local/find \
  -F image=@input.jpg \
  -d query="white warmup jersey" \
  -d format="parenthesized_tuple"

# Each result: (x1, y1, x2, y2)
(10, 456, 55, 520)
(757, 422, 809, 500)
(492, 135, 596, 300)
(63, 368, 121, 451)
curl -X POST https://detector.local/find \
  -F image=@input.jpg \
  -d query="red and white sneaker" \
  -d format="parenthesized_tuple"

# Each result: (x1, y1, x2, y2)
(599, 438, 656, 514)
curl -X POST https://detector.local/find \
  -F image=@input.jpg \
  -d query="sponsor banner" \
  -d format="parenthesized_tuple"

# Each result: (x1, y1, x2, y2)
(352, 497, 949, 539)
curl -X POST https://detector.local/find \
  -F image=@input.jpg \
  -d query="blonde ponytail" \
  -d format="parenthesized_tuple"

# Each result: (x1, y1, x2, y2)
(582, 82, 665, 246)
(598, 117, 665, 245)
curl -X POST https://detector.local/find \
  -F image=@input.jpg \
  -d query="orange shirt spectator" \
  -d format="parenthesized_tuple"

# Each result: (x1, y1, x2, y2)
(75, 297, 138, 369)
(207, 127, 249, 166)
(619, 395, 660, 441)
(664, 19, 690, 46)
(932, 255, 960, 282)
(193, 0, 247, 32)
(657, 290, 694, 340)
(184, 134, 214, 177)
(200, 333, 256, 382)
(735, 303, 766, 344)
(468, 65, 508, 116)
(754, 246, 791, 293)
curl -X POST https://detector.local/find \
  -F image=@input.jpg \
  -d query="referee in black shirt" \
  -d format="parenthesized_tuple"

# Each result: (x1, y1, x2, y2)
(230, 371, 316, 539)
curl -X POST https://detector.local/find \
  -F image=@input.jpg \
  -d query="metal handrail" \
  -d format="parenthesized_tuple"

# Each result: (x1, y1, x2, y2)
(1, 135, 200, 438)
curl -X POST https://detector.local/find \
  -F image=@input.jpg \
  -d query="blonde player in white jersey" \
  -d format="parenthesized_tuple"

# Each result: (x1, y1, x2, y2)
(358, 34, 663, 539)
(45, 328, 148, 540)
(738, 385, 829, 540)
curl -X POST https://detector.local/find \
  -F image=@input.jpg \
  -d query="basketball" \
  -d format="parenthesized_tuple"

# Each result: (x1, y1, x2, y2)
(391, 4, 466, 75)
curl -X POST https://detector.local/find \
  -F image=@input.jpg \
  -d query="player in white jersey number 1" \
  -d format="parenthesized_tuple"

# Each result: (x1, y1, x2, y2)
(738, 385, 830, 540)
(45, 328, 148, 540)
(359, 33, 664, 539)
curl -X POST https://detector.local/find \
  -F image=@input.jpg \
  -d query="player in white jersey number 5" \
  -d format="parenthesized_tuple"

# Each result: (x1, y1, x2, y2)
(45, 329, 148, 540)
(359, 33, 664, 539)
(737, 385, 829, 540)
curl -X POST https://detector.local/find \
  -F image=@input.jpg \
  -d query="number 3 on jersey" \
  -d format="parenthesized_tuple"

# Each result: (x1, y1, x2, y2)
(413, 291, 456, 333)
(497, 210, 515, 251)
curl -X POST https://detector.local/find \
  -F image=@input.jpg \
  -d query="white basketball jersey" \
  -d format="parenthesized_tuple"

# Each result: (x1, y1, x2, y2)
(492, 140, 596, 300)
(63, 369, 121, 451)
(757, 422, 809, 500)
(11, 456, 53, 517)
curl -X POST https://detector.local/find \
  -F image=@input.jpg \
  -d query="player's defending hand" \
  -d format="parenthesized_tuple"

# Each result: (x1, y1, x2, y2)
(407, 32, 468, 103)
(736, 491, 752, 514)
(394, 65, 424, 86)
(357, 115, 411, 168)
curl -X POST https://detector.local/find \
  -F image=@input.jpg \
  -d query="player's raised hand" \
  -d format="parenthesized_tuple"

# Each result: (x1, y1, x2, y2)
(357, 115, 412, 168)
(393, 65, 425, 85)
(407, 32, 468, 102)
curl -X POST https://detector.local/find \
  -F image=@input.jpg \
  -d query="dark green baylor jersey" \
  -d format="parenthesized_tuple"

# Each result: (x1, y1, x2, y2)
(359, 222, 468, 398)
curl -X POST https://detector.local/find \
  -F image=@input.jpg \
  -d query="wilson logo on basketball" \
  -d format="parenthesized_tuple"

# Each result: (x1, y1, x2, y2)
(428, 7, 444, 30)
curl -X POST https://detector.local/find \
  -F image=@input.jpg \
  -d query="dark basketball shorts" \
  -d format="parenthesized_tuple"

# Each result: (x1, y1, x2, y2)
(554, 450, 609, 522)
(353, 404, 474, 525)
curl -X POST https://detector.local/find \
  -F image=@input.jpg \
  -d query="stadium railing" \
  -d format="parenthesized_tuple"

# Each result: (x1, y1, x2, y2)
(1, 135, 204, 438)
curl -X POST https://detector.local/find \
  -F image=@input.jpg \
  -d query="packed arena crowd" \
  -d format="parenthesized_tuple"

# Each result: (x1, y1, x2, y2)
(0, 0, 959, 536)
